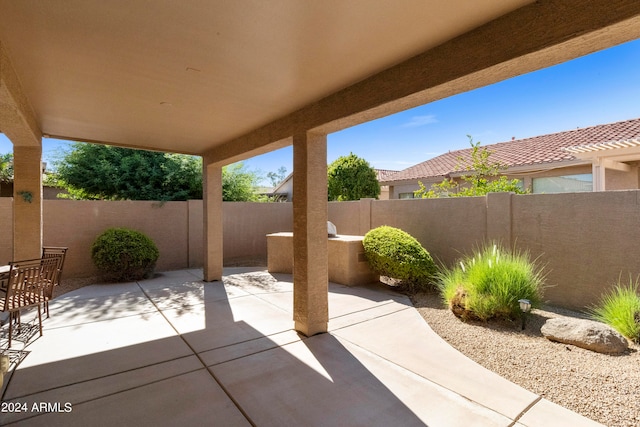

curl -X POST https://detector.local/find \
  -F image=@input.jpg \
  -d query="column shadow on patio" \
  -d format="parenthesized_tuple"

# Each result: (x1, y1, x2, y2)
(0, 268, 433, 426)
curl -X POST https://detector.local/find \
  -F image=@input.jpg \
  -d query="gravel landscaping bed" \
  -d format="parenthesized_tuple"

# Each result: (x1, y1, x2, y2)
(412, 290, 640, 427)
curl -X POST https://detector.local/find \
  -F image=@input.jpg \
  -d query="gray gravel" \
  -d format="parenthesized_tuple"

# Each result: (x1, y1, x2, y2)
(412, 290, 640, 427)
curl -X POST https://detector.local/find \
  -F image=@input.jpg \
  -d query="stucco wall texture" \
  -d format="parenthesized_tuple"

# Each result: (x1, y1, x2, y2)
(1, 191, 639, 309)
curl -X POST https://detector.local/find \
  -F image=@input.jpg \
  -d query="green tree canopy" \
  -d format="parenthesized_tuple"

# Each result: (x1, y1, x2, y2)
(53, 143, 268, 202)
(0, 153, 13, 183)
(266, 166, 288, 187)
(222, 162, 267, 202)
(53, 143, 203, 201)
(414, 137, 527, 198)
(327, 153, 380, 201)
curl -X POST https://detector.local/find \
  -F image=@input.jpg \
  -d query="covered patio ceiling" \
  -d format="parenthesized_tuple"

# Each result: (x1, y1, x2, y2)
(0, 1, 638, 162)
(3, 0, 640, 336)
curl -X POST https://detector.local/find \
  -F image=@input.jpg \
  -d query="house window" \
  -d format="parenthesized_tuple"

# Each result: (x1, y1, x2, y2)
(398, 192, 415, 199)
(532, 174, 592, 193)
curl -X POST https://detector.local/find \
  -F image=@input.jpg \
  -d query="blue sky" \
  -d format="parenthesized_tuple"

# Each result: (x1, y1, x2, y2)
(2, 38, 640, 184)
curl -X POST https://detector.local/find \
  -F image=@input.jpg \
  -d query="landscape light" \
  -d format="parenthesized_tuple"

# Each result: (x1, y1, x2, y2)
(518, 299, 531, 330)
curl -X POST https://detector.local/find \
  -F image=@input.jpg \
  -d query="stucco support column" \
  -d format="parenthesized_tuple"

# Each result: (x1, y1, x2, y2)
(292, 131, 328, 336)
(1, 40, 43, 260)
(203, 161, 223, 281)
(12, 145, 42, 260)
(593, 159, 606, 191)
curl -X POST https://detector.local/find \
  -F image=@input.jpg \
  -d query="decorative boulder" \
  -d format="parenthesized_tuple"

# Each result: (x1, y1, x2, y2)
(541, 318, 628, 354)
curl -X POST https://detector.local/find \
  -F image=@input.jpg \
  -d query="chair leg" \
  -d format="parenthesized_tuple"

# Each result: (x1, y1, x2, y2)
(7, 316, 12, 348)
(37, 305, 42, 337)
(45, 301, 49, 319)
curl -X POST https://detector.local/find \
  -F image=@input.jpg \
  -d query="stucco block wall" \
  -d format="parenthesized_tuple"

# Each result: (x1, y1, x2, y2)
(222, 202, 292, 265)
(0, 197, 12, 264)
(371, 197, 487, 266)
(3, 192, 640, 310)
(328, 200, 366, 235)
(511, 191, 640, 308)
(43, 200, 190, 278)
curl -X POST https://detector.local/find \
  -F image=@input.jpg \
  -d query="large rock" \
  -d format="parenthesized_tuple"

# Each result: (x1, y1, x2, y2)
(541, 318, 628, 354)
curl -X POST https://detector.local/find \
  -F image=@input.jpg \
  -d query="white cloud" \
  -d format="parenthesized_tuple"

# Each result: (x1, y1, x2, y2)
(400, 114, 438, 128)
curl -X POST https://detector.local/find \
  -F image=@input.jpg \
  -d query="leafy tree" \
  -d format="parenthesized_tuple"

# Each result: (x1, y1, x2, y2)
(222, 162, 268, 202)
(266, 166, 288, 187)
(327, 153, 380, 201)
(54, 143, 203, 201)
(414, 137, 527, 198)
(54, 143, 269, 202)
(0, 153, 13, 183)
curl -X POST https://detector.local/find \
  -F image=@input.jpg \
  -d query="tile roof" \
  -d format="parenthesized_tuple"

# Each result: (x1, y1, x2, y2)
(383, 117, 640, 183)
(375, 169, 400, 181)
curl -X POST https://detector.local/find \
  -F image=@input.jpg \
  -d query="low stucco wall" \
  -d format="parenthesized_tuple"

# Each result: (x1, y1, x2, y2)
(43, 200, 190, 278)
(2, 191, 640, 310)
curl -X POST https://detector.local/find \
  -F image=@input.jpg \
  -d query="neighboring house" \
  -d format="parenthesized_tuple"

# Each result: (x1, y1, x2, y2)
(375, 169, 399, 200)
(267, 169, 397, 201)
(381, 117, 640, 199)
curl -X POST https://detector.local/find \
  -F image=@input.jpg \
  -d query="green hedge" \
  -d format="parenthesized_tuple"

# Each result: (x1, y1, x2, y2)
(363, 226, 436, 292)
(91, 227, 159, 282)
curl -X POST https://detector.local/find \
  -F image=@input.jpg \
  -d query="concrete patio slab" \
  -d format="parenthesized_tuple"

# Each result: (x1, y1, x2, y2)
(199, 330, 302, 367)
(1, 353, 203, 424)
(211, 333, 512, 426)
(141, 280, 250, 311)
(518, 398, 604, 427)
(163, 294, 293, 354)
(0, 268, 602, 426)
(333, 306, 540, 421)
(7, 369, 250, 427)
(12, 312, 180, 370)
(45, 290, 158, 328)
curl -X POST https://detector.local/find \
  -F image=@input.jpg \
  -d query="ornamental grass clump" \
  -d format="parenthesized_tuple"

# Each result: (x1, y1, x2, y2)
(363, 226, 436, 293)
(590, 276, 640, 343)
(91, 227, 159, 282)
(438, 243, 545, 321)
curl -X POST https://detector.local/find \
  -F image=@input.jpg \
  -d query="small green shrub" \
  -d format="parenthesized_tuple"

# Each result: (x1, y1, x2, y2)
(363, 226, 436, 293)
(91, 227, 159, 282)
(438, 243, 545, 321)
(590, 276, 640, 342)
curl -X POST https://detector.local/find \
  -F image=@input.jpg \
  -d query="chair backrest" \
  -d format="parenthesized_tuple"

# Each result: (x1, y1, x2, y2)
(42, 247, 68, 289)
(3, 257, 58, 312)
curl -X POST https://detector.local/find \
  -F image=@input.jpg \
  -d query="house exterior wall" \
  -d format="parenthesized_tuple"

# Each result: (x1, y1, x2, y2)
(2, 192, 640, 310)
(388, 163, 640, 198)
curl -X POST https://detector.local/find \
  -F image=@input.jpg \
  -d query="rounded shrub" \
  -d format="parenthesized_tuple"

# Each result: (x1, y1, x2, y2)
(363, 226, 436, 292)
(91, 227, 159, 282)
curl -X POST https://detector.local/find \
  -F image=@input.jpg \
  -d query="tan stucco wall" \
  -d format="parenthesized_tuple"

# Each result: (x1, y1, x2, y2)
(2, 192, 640, 310)
(42, 200, 190, 278)
(222, 202, 292, 265)
(511, 191, 640, 309)
(371, 197, 488, 266)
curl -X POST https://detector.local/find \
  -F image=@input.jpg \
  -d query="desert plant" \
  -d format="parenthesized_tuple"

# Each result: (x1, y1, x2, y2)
(363, 226, 436, 293)
(438, 243, 545, 321)
(590, 276, 640, 342)
(91, 227, 159, 282)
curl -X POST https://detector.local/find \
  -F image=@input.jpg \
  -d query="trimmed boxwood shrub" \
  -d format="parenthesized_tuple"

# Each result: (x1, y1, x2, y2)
(363, 226, 436, 292)
(91, 227, 159, 282)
